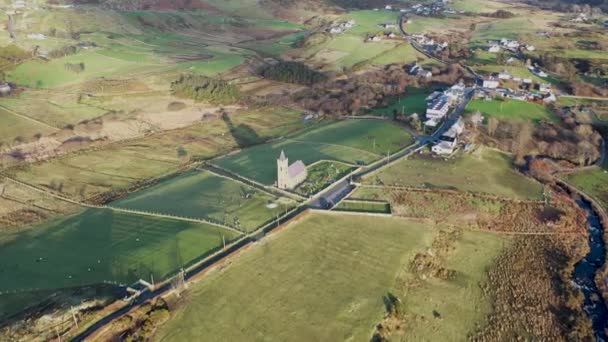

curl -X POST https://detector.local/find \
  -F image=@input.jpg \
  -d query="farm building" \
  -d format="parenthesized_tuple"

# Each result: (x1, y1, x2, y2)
(277, 150, 307, 190)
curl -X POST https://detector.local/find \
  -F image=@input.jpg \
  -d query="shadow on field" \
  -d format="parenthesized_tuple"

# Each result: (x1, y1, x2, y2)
(222, 112, 260, 148)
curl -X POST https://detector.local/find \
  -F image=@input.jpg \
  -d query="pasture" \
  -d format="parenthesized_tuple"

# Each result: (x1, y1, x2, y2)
(155, 212, 435, 342)
(0, 108, 56, 145)
(363, 147, 544, 200)
(215, 119, 413, 184)
(13, 108, 305, 200)
(465, 99, 555, 123)
(334, 200, 391, 214)
(112, 170, 290, 232)
(370, 88, 432, 117)
(564, 168, 608, 211)
(0, 209, 239, 293)
(386, 230, 509, 341)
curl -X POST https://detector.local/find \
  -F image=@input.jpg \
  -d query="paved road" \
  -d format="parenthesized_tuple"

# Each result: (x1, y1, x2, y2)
(309, 88, 474, 209)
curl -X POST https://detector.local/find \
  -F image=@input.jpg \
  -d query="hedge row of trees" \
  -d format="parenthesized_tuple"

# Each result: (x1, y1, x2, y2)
(171, 74, 240, 104)
(259, 61, 327, 85)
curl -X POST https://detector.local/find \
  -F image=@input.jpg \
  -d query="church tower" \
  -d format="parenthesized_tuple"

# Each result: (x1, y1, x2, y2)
(277, 150, 289, 189)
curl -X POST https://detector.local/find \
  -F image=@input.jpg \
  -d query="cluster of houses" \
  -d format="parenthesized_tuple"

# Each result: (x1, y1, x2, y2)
(327, 20, 355, 34)
(408, 63, 432, 79)
(479, 70, 556, 103)
(432, 117, 465, 155)
(411, 33, 449, 53)
(423, 82, 466, 128)
(367, 31, 398, 41)
(378, 1, 463, 17)
(487, 38, 536, 53)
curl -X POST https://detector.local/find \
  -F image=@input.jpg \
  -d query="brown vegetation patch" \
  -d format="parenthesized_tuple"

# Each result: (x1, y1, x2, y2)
(471, 235, 593, 341)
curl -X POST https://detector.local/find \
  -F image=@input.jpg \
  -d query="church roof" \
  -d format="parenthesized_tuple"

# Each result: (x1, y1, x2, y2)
(279, 150, 287, 161)
(288, 160, 306, 178)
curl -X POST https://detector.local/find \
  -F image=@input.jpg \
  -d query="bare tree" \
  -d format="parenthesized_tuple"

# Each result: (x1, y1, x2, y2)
(488, 117, 499, 137)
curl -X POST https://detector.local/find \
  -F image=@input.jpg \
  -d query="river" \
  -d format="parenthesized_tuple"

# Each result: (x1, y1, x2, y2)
(572, 197, 608, 341)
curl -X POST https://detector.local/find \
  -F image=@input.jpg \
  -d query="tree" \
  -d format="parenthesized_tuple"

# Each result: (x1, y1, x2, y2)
(488, 117, 499, 137)
(514, 122, 533, 165)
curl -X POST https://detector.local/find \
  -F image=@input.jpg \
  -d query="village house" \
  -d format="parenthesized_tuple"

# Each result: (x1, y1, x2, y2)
(380, 23, 397, 29)
(277, 150, 307, 190)
(488, 44, 501, 53)
(498, 71, 512, 80)
(432, 118, 464, 155)
(0, 83, 12, 95)
(482, 77, 499, 89)
(444, 83, 465, 103)
(539, 83, 551, 93)
(409, 64, 432, 78)
(426, 97, 450, 120)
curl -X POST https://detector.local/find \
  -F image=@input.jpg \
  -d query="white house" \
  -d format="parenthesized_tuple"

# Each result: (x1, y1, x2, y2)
(498, 71, 512, 80)
(539, 84, 551, 93)
(488, 45, 501, 53)
(0, 83, 11, 95)
(482, 77, 499, 89)
(27, 33, 45, 40)
(444, 83, 465, 103)
(432, 118, 464, 155)
(426, 97, 450, 119)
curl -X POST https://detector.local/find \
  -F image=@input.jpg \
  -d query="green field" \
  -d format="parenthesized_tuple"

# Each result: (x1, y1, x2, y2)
(0, 108, 56, 144)
(334, 200, 391, 214)
(0, 209, 239, 293)
(387, 230, 509, 341)
(465, 99, 555, 123)
(13, 108, 305, 200)
(112, 170, 289, 231)
(564, 168, 608, 211)
(215, 120, 413, 184)
(7, 50, 163, 89)
(155, 213, 435, 341)
(370, 88, 432, 117)
(364, 147, 544, 200)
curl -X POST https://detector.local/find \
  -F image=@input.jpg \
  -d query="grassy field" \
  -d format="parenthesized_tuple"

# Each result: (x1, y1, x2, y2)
(13, 108, 305, 200)
(369, 88, 432, 117)
(363, 147, 544, 200)
(155, 212, 435, 341)
(465, 99, 555, 123)
(112, 170, 289, 232)
(334, 200, 391, 214)
(215, 119, 413, 184)
(0, 108, 56, 145)
(387, 230, 509, 341)
(564, 168, 608, 211)
(7, 50, 164, 89)
(0, 209, 239, 293)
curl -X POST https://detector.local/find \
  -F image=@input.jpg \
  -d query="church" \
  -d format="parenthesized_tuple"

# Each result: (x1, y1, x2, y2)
(276, 150, 307, 190)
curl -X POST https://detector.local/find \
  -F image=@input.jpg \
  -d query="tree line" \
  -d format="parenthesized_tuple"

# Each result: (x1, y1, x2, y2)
(259, 61, 327, 85)
(171, 74, 240, 104)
